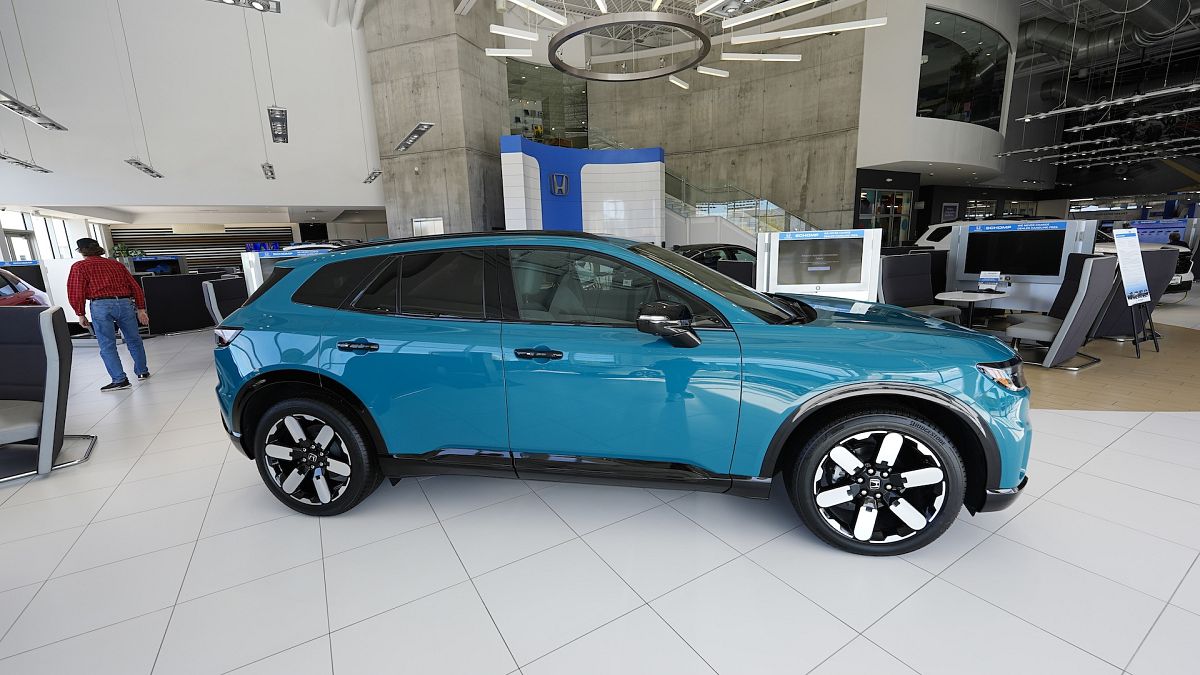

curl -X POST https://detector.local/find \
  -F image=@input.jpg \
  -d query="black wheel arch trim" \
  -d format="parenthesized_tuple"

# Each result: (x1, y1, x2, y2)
(231, 369, 389, 460)
(758, 382, 1003, 490)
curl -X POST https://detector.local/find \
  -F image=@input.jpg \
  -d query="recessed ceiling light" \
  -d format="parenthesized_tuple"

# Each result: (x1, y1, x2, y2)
(249, 0, 269, 11)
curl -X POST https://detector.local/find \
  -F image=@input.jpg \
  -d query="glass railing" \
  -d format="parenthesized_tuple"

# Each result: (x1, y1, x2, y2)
(588, 130, 818, 237)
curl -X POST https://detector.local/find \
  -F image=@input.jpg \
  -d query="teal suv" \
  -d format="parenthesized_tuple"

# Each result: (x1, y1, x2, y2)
(215, 232, 1031, 555)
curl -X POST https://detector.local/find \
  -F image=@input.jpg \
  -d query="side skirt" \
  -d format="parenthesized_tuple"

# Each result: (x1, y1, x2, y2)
(377, 449, 772, 498)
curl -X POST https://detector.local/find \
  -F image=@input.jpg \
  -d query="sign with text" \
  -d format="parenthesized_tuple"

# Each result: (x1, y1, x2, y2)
(966, 221, 1068, 233)
(1113, 229, 1151, 306)
(777, 229, 867, 240)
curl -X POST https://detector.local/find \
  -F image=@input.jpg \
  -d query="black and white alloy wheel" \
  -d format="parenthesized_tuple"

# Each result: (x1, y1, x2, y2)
(254, 399, 382, 516)
(262, 414, 352, 506)
(788, 410, 965, 555)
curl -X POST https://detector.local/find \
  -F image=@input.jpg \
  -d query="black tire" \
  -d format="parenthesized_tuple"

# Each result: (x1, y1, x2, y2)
(785, 408, 965, 556)
(253, 398, 381, 516)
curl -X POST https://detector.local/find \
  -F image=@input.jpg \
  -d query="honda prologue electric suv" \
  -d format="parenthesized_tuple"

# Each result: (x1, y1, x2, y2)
(215, 232, 1031, 555)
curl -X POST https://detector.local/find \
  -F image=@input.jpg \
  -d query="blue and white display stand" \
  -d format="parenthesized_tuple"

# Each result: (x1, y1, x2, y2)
(241, 249, 327, 294)
(756, 229, 884, 302)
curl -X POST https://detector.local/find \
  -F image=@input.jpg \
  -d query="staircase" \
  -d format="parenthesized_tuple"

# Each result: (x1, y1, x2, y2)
(588, 130, 819, 243)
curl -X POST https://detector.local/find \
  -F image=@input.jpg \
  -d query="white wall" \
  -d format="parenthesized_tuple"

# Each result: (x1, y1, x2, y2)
(857, 0, 1019, 183)
(0, 0, 383, 209)
(501, 152, 542, 230)
(328, 221, 388, 241)
(580, 162, 664, 243)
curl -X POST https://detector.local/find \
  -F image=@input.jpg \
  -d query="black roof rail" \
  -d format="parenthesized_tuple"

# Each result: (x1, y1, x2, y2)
(336, 229, 610, 252)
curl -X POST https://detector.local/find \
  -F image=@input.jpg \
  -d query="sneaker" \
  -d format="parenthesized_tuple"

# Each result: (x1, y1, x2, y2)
(137, 372, 151, 380)
(101, 380, 131, 392)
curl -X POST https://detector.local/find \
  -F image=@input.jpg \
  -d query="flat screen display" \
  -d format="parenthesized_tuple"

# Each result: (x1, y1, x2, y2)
(1133, 226, 1186, 244)
(964, 230, 1066, 276)
(778, 238, 865, 285)
(132, 258, 182, 275)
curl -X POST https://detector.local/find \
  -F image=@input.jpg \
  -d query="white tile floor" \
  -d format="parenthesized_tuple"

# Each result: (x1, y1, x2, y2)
(1154, 290, 1200, 330)
(0, 333, 1197, 674)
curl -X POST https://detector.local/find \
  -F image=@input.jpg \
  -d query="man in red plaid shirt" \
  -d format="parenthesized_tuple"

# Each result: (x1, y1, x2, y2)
(67, 238, 151, 392)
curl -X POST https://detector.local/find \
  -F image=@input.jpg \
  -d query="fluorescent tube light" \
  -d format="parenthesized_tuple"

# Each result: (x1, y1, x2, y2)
(696, 65, 730, 77)
(267, 107, 288, 143)
(695, 0, 727, 15)
(490, 24, 539, 41)
(651, 0, 663, 8)
(1016, 81, 1200, 123)
(995, 137, 1119, 158)
(0, 151, 51, 173)
(508, 0, 569, 27)
(486, 47, 534, 57)
(363, 169, 383, 184)
(454, 0, 478, 15)
(722, 0, 822, 30)
(261, 162, 276, 180)
(0, 88, 67, 131)
(395, 122, 435, 152)
(731, 17, 888, 44)
(125, 158, 164, 178)
(595, 0, 608, 12)
(1064, 105, 1200, 132)
(668, 75, 690, 89)
(721, 52, 803, 62)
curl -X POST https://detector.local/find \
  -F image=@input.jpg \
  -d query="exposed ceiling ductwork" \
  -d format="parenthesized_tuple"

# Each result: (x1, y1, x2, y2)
(1020, 0, 1195, 62)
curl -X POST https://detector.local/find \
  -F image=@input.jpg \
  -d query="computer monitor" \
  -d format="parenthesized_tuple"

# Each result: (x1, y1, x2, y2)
(1129, 219, 1191, 246)
(756, 229, 883, 301)
(953, 221, 1077, 283)
(130, 256, 186, 275)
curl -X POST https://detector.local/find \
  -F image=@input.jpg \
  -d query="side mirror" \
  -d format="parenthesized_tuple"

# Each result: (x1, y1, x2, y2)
(637, 301, 701, 348)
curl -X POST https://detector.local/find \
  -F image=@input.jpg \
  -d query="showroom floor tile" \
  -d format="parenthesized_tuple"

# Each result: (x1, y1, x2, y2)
(0, 332, 1198, 674)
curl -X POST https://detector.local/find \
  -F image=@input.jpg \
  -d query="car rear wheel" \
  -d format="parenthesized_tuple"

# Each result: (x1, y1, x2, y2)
(254, 399, 382, 516)
(786, 409, 965, 556)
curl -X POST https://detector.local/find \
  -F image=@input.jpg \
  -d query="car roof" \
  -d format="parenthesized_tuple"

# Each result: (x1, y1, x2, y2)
(336, 230, 614, 252)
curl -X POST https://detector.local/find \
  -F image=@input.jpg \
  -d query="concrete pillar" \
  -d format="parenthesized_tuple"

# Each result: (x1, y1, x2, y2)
(363, 0, 508, 236)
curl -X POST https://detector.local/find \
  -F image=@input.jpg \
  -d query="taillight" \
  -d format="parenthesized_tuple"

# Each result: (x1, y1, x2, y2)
(214, 327, 243, 348)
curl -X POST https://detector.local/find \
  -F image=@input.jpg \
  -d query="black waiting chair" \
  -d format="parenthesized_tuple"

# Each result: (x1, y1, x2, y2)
(0, 306, 96, 482)
(1091, 248, 1180, 339)
(202, 277, 250, 325)
(1007, 255, 1119, 370)
(878, 253, 961, 322)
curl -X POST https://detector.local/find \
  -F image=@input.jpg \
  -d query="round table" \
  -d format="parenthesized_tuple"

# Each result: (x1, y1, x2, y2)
(935, 290, 1010, 328)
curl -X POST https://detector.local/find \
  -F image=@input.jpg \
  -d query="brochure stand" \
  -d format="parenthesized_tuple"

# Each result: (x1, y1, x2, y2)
(1112, 228, 1158, 358)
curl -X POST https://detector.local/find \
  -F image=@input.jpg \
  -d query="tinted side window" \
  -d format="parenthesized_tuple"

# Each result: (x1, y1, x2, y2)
(292, 257, 385, 309)
(352, 258, 399, 313)
(400, 249, 485, 319)
(926, 226, 952, 242)
(730, 248, 755, 262)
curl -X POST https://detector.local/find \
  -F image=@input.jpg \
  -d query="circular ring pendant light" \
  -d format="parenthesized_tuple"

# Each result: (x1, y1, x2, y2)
(547, 11, 711, 82)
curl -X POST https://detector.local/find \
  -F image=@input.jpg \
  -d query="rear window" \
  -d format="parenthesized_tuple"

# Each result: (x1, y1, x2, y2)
(291, 256, 387, 309)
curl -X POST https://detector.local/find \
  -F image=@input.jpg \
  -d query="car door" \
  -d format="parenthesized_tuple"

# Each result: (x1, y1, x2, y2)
(321, 248, 509, 466)
(497, 245, 743, 481)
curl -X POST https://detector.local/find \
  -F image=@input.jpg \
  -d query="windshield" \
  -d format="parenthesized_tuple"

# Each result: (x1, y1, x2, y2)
(631, 244, 799, 324)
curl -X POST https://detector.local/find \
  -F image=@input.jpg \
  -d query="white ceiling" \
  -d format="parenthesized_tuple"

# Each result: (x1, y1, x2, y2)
(0, 0, 383, 210)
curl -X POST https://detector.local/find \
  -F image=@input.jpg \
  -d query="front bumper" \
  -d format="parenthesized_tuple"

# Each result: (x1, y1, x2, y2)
(978, 474, 1029, 512)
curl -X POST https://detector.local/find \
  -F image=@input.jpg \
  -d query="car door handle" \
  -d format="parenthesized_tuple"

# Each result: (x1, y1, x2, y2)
(514, 348, 563, 360)
(337, 340, 379, 353)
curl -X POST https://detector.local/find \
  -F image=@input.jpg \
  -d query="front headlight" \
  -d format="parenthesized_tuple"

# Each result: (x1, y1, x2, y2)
(978, 358, 1027, 392)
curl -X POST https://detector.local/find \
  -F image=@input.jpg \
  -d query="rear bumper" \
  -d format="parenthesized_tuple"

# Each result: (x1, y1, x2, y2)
(978, 474, 1028, 512)
(220, 411, 251, 459)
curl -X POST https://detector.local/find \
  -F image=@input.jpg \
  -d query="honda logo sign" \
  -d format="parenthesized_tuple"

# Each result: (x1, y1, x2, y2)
(550, 173, 569, 196)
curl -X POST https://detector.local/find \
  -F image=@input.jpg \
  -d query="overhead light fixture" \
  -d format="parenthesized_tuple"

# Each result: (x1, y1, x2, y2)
(125, 158, 163, 178)
(486, 47, 534, 57)
(595, 0, 608, 12)
(696, 65, 730, 77)
(363, 169, 382, 184)
(996, 137, 1119, 157)
(721, 52, 803, 62)
(453, 0, 478, 15)
(395, 122, 435, 152)
(249, 0, 269, 11)
(0, 88, 67, 131)
(508, 0, 569, 27)
(1016, 81, 1200, 123)
(0, 151, 51, 173)
(1064, 104, 1200, 133)
(669, 75, 690, 89)
(261, 162, 276, 180)
(722, 0, 822, 30)
(206, 0, 280, 12)
(730, 17, 888, 44)
(490, 24, 539, 41)
(651, 0, 663, 8)
(267, 106, 288, 143)
(695, 0, 728, 15)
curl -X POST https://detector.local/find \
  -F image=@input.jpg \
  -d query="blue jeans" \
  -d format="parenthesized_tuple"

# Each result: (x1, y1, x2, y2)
(90, 299, 148, 383)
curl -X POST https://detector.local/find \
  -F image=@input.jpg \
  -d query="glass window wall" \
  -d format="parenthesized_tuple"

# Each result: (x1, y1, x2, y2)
(507, 59, 588, 148)
(916, 9, 1010, 131)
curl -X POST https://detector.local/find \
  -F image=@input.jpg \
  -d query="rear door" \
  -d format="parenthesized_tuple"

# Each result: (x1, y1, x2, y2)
(321, 248, 509, 462)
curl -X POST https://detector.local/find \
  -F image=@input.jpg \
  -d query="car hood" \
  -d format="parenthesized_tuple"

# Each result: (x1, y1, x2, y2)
(776, 293, 1016, 361)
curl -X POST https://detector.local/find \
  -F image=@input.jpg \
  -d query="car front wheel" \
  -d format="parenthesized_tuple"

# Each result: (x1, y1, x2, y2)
(254, 399, 381, 516)
(787, 409, 965, 556)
